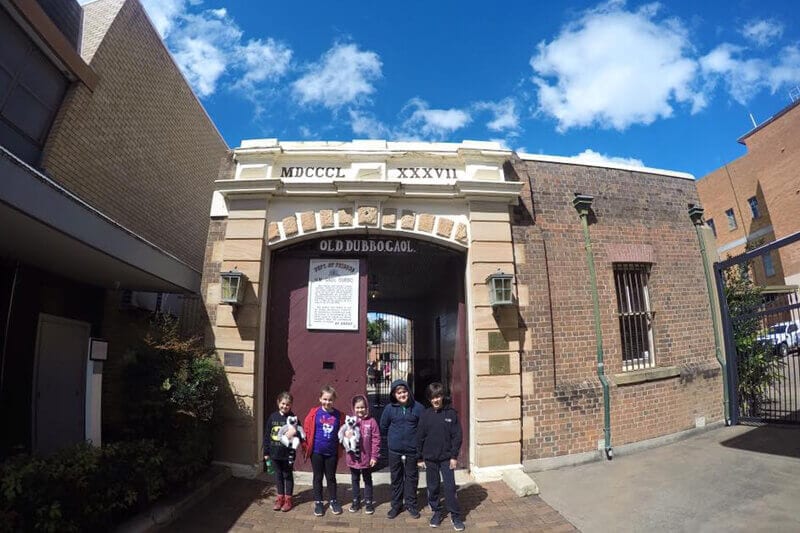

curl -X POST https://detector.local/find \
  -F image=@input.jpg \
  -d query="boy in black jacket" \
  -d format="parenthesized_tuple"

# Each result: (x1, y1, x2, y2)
(417, 382, 465, 531)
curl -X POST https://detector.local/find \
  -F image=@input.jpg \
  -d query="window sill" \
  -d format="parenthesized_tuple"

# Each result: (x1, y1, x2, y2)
(613, 366, 681, 386)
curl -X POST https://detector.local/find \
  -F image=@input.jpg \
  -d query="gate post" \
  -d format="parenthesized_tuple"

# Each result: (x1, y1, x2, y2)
(714, 264, 739, 425)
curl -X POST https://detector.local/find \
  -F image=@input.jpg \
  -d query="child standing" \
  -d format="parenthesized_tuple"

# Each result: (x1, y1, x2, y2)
(379, 379, 425, 519)
(264, 391, 297, 512)
(416, 382, 465, 531)
(303, 385, 344, 517)
(346, 395, 381, 514)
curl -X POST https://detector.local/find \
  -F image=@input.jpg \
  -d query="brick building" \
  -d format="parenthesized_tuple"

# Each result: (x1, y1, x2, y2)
(0, 0, 226, 457)
(697, 99, 800, 288)
(202, 140, 723, 476)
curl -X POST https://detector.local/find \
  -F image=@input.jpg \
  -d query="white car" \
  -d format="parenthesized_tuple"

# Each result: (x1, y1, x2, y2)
(757, 321, 800, 357)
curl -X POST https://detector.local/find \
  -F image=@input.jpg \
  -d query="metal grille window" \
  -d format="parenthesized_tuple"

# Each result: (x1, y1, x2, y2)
(725, 208, 737, 230)
(748, 196, 760, 219)
(614, 264, 655, 370)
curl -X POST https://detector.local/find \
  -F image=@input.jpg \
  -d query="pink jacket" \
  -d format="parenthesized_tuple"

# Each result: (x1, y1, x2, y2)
(346, 415, 380, 469)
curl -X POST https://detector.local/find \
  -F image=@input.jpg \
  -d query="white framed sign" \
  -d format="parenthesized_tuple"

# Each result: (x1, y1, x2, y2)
(307, 259, 360, 330)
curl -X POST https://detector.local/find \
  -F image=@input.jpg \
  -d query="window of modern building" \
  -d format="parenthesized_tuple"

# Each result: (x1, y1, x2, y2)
(748, 197, 760, 219)
(706, 218, 716, 237)
(763, 253, 775, 277)
(613, 263, 655, 371)
(725, 208, 737, 230)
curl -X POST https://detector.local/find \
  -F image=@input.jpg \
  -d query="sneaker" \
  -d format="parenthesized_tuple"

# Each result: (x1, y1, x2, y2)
(330, 500, 343, 515)
(429, 511, 442, 528)
(314, 501, 325, 517)
(387, 507, 401, 519)
(452, 517, 465, 531)
(349, 499, 361, 513)
(408, 507, 421, 519)
(364, 501, 375, 515)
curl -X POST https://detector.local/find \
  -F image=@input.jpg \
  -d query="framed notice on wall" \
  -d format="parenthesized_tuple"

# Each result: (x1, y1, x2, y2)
(307, 259, 360, 330)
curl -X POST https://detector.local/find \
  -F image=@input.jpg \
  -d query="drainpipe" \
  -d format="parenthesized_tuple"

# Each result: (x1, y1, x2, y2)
(688, 204, 730, 424)
(573, 194, 612, 460)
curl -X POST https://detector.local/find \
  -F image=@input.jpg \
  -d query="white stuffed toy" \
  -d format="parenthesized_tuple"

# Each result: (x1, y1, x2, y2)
(338, 415, 361, 456)
(278, 415, 305, 451)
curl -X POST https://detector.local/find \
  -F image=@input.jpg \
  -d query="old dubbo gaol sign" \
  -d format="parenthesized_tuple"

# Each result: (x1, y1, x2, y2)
(307, 259, 360, 331)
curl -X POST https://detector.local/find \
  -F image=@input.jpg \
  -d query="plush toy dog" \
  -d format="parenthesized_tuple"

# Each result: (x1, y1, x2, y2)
(338, 415, 361, 457)
(278, 416, 305, 452)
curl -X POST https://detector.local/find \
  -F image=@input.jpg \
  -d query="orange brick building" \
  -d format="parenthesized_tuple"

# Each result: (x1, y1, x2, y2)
(697, 99, 800, 288)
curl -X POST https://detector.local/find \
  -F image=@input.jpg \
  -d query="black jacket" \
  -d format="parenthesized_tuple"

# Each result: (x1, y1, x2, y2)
(379, 379, 425, 454)
(264, 411, 294, 461)
(416, 404, 462, 462)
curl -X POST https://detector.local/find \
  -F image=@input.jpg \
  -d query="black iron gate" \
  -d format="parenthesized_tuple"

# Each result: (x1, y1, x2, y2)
(366, 312, 413, 407)
(715, 230, 800, 424)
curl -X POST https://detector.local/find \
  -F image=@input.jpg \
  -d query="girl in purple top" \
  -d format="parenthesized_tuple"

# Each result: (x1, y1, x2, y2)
(302, 385, 343, 517)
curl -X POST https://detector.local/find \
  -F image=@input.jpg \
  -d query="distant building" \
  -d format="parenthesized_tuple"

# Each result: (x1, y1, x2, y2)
(0, 0, 226, 457)
(202, 140, 723, 476)
(697, 99, 800, 288)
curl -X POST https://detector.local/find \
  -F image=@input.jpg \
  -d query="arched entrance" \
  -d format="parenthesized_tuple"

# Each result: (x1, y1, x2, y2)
(264, 235, 468, 471)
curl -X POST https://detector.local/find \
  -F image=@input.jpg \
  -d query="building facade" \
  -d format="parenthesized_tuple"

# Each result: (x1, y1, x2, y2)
(0, 0, 226, 457)
(203, 140, 723, 476)
(697, 99, 800, 288)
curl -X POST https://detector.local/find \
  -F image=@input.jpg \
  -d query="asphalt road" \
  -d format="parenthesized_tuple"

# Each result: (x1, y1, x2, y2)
(530, 424, 800, 533)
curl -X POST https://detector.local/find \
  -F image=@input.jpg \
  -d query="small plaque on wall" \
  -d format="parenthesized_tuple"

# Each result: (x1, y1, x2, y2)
(224, 352, 244, 368)
(489, 353, 510, 375)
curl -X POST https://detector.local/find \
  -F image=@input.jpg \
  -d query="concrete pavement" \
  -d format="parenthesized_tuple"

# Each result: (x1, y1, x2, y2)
(530, 424, 800, 533)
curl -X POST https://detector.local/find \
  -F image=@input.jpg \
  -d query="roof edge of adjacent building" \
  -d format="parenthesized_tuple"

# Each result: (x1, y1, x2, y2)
(517, 152, 695, 181)
(737, 98, 800, 145)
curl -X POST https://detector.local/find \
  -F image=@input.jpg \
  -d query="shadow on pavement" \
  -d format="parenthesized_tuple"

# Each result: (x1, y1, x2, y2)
(457, 483, 488, 519)
(719, 423, 800, 459)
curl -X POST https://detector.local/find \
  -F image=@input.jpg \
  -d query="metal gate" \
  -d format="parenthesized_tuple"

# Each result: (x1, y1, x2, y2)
(366, 312, 413, 407)
(715, 231, 800, 424)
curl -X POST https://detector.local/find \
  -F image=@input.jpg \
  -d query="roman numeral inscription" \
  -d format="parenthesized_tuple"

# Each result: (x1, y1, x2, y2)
(395, 167, 458, 179)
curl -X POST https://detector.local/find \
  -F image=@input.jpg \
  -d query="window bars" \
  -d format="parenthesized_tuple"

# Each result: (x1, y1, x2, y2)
(614, 263, 655, 370)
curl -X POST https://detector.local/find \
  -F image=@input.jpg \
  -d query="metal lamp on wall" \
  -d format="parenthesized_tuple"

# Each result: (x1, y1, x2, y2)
(485, 269, 514, 308)
(220, 268, 247, 305)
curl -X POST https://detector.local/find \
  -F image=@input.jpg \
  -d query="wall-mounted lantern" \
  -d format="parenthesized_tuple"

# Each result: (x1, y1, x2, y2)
(486, 269, 514, 308)
(220, 268, 247, 305)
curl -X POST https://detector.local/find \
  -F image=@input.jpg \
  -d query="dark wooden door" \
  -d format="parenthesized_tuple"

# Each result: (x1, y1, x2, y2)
(266, 254, 367, 471)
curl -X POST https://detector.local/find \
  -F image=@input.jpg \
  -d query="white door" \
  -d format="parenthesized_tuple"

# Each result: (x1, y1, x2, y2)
(33, 314, 90, 455)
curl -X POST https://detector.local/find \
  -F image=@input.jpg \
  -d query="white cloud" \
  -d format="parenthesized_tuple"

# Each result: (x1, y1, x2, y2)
(531, 2, 704, 131)
(475, 98, 520, 133)
(293, 44, 382, 109)
(741, 19, 783, 48)
(700, 44, 800, 104)
(401, 98, 471, 139)
(139, 4, 293, 100)
(570, 148, 644, 167)
(140, 0, 186, 38)
(349, 110, 391, 138)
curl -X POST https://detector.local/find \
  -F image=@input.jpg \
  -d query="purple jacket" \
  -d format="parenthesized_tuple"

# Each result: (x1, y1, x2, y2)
(346, 395, 381, 469)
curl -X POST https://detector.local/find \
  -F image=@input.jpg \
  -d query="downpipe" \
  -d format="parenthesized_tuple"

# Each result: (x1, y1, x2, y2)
(573, 194, 612, 460)
(688, 205, 730, 425)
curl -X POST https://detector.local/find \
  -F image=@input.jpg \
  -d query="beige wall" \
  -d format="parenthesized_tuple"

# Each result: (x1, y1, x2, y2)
(42, 0, 227, 271)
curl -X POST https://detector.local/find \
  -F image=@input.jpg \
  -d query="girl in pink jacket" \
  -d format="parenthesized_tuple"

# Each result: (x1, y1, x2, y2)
(347, 394, 381, 514)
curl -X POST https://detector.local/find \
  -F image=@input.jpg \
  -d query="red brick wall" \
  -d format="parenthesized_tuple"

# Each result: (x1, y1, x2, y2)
(512, 159, 722, 460)
(41, 0, 227, 270)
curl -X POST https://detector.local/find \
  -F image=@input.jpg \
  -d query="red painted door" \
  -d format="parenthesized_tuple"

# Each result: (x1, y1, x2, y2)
(266, 253, 367, 472)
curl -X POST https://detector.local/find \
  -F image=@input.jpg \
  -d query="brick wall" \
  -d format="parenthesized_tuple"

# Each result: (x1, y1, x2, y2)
(697, 101, 800, 285)
(41, 0, 227, 270)
(512, 159, 722, 461)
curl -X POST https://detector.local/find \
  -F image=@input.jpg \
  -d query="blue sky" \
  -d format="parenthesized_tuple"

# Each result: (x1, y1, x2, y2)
(138, 0, 800, 177)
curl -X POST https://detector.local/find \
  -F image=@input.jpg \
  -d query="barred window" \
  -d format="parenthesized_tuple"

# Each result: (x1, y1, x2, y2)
(614, 264, 655, 370)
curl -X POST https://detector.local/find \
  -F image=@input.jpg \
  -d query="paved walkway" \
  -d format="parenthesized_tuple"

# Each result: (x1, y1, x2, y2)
(530, 424, 800, 533)
(162, 478, 577, 532)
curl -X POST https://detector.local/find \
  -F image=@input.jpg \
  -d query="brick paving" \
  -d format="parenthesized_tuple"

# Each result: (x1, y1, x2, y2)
(163, 478, 577, 532)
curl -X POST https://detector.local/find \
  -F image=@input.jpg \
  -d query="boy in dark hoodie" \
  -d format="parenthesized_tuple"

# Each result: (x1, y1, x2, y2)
(379, 379, 425, 519)
(416, 382, 465, 531)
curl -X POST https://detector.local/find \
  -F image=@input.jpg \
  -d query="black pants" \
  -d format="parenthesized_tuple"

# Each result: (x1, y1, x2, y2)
(350, 467, 374, 502)
(425, 459, 461, 520)
(273, 459, 293, 496)
(311, 453, 338, 502)
(388, 450, 419, 510)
